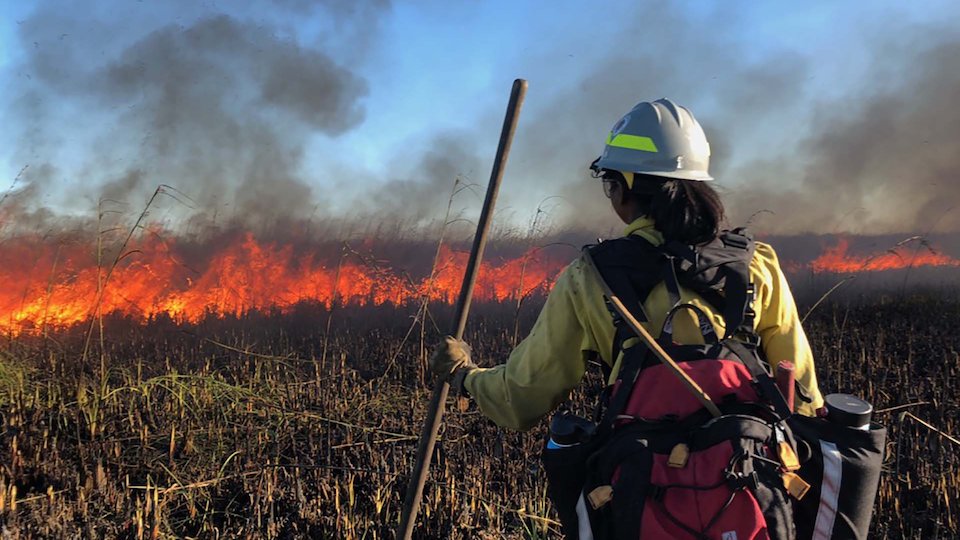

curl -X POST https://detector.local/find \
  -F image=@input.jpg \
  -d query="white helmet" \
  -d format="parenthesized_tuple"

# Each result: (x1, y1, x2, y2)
(592, 98, 713, 182)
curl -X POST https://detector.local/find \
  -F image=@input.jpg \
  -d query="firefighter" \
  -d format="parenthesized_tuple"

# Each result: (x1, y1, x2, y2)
(430, 98, 824, 429)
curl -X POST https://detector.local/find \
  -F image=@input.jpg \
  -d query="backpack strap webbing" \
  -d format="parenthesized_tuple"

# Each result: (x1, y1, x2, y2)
(661, 228, 758, 341)
(586, 229, 795, 421)
(661, 231, 792, 418)
(716, 229, 758, 340)
(585, 237, 664, 372)
(597, 330, 647, 435)
(724, 339, 794, 419)
(584, 248, 723, 423)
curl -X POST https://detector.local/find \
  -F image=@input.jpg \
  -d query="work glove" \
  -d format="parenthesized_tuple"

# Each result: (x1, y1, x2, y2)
(429, 336, 477, 394)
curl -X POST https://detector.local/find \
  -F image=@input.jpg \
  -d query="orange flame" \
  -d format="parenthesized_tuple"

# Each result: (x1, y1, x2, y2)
(810, 238, 960, 273)
(5, 232, 958, 334)
(0, 233, 567, 334)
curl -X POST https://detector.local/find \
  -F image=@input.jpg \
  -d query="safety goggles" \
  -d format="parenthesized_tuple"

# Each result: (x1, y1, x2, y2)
(599, 171, 625, 199)
(589, 159, 625, 199)
(602, 178, 618, 199)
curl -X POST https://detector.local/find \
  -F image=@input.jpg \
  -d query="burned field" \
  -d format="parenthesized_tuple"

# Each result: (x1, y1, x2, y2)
(4, 2, 959, 538)
(0, 287, 958, 539)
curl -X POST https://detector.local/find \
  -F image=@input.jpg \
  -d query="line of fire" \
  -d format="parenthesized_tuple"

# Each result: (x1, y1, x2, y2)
(3, 229, 958, 335)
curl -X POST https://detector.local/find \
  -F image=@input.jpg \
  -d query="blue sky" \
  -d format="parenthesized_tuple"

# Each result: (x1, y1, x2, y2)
(2, 1, 959, 235)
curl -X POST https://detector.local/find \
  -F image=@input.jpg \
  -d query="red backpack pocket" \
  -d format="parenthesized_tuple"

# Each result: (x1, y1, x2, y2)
(622, 359, 761, 422)
(580, 418, 796, 540)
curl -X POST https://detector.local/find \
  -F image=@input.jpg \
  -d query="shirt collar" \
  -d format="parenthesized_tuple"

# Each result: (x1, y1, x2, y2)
(622, 215, 664, 246)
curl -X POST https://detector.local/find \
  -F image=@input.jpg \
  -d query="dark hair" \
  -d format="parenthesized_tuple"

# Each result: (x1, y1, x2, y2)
(623, 173, 725, 245)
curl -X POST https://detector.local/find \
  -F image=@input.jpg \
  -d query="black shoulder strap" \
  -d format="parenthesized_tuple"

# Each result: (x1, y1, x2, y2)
(716, 228, 758, 340)
(724, 339, 793, 419)
(586, 237, 665, 367)
(661, 228, 758, 340)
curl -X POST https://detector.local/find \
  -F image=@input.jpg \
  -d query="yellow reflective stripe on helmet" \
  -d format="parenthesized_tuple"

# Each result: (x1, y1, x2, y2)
(606, 132, 658, 153)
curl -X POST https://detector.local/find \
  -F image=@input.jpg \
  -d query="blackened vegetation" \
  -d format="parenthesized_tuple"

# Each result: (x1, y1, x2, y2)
(0, 292, 958, 538)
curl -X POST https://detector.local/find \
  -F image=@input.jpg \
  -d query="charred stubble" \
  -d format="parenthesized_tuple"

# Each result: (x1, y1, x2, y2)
(0, 294, 957, 538)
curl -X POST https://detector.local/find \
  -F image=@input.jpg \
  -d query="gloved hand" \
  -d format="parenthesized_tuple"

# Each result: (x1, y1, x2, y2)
(429, 336, 477, 393)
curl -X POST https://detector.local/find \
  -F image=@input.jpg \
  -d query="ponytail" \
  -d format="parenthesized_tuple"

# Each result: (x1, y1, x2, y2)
(631, 174, 724, 245)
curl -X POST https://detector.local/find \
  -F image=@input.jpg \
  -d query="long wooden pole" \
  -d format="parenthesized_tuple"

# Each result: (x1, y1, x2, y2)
(397, 79, 528, 539)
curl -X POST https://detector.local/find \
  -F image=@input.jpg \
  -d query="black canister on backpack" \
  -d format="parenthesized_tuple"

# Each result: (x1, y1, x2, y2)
(548, 410, 596, 447)
(824, 393, 873, 430)
(788, 393, 885, 540)
(542, 411, 597, 537)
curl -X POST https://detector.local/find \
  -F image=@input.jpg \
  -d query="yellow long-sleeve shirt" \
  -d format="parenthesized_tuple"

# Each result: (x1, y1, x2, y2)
(464, 216, 824, 430)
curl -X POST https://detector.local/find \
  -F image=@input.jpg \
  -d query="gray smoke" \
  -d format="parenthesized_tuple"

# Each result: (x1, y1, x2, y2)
(3, 2, 958, 240)
(726, 35, 960, 234)
(500, 7, 816, 234)
(3, 1, 381, 234)
(499, 10, 960, 236)
(364, 135, 485, 235)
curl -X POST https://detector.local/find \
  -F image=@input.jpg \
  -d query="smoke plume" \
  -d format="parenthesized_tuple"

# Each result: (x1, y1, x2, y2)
(3, 1, 381, 234)
(2, 2, 958, 240)
(505, 10, 960, 236)
(724, 34, 960, 235)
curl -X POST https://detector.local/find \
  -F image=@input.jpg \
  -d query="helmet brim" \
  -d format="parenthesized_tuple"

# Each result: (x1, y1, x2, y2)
(592, 157, 714, 182)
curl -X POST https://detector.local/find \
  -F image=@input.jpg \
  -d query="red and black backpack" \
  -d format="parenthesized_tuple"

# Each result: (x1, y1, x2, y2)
(548, 229, 808, 540)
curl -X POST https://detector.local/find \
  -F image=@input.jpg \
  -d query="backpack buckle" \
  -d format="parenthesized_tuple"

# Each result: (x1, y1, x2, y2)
(726, 470, 760, 491)
(742, 284, 757, 327)
(724, 450, 760, 492)
(605, 298, 625, 326)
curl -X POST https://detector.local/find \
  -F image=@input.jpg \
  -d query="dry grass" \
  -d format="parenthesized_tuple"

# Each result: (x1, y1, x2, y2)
(0, 292, 957, 539)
